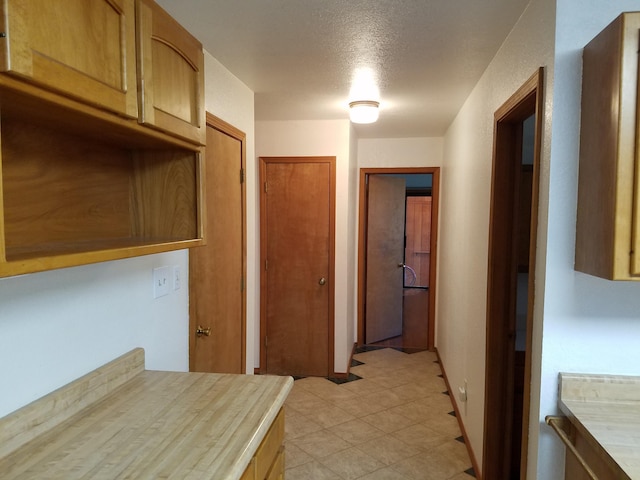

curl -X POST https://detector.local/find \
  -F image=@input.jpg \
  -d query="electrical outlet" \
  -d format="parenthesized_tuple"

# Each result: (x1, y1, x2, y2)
(173, 265, 181, 290)
(153, 266, 170, 298)
(458, 379, 468, 403)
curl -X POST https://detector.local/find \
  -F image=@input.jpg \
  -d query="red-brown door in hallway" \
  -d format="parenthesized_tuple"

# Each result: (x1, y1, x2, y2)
(260, 157, 335, 377)
(405, 196, 432, 288)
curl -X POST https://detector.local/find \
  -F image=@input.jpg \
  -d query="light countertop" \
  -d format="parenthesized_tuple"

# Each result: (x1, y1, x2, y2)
(559, 373, 640, 479)
(0, 349, 293, 479)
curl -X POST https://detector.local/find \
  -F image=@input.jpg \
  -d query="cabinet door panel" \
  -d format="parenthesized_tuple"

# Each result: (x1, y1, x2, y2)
(137, 0, 205, 145)
(575, 12, 640, 280)
(0, 0, 138, 117)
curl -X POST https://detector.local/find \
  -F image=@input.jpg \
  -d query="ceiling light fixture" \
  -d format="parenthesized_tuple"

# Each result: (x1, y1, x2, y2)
(349, 100, 380, 124)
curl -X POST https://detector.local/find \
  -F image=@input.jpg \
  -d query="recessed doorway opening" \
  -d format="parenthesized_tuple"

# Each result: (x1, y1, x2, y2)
(357, 167, 440, 353)
(483, 68, 543, 480)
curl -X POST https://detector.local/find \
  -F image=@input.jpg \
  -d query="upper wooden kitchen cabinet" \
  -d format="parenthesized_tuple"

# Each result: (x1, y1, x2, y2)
(0, 0, 139, 118)
(136, 0, 206, 145)
(0, 0, 206, 278)
(575, 12, 640, 281)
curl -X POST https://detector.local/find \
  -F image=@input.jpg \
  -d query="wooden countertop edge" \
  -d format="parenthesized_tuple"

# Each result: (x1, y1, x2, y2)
(0, 348, 145, 459)
(230, 376, 293, 479)
(558, 372, 640, 479)
(557, 400, 633, 480)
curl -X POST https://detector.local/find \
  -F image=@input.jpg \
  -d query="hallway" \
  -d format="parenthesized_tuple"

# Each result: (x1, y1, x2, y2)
(283, 347, 475, 479)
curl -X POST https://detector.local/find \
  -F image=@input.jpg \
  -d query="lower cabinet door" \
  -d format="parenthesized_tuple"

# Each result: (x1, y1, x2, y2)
(240, 459, 256, 480)
(266, 447, 285, 480)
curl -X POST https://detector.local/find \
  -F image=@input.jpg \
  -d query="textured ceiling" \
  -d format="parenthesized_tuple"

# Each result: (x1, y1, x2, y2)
(156, 0, 530, 138)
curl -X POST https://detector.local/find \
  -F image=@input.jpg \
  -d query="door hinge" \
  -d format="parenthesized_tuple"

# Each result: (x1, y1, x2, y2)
(240, 168, 245, 184)
(265, 259, 268, 271)
(241, 276, 245, 292)
(265, 336, 268, 348)
(264, 181, 268, 193)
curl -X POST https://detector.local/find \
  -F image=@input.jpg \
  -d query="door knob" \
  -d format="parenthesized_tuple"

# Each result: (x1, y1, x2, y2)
(196, 326, 211, 337)
(319, 277, 326, 285)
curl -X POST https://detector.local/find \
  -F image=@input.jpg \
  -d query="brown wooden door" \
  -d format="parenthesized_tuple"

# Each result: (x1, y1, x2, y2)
(260, 157, 335, 377)
(405, 196, 432, 287)
(0, 0, 138, 117)
(189, 114, 245, 374)
(136, 0, 205, 145)
(365, 175, 406, 344)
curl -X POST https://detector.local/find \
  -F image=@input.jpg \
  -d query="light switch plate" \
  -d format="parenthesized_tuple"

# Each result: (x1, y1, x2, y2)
(153, 266, 170, 298)
(173, 265, 181, 290)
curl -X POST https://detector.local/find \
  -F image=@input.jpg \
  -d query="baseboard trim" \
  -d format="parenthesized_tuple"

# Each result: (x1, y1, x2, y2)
(435, 348, 482, 480)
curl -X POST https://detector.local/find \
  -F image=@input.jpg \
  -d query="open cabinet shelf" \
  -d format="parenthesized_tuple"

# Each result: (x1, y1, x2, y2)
(0, 81, 204, 278)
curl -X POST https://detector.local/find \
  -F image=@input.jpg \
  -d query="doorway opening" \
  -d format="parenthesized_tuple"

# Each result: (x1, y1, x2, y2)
(357, 167, 440, 352)
(483, 68, 543, 480)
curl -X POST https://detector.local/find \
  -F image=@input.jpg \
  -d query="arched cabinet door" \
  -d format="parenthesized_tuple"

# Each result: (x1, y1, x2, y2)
(0, 0, 138, 118)
(136, 0, 205, 146)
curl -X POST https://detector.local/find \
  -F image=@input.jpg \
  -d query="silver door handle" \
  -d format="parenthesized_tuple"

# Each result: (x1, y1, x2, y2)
(319, 277, 326, 285)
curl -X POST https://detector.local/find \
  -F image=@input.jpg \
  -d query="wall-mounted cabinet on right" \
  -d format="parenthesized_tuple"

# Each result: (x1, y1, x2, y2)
(575, 12, 640, 281)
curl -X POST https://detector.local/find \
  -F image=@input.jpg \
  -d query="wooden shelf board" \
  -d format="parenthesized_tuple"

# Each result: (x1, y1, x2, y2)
(1, 238, 204, 277)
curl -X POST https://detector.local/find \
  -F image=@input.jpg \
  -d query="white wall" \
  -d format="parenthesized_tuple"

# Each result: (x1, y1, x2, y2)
(440, 0, 640, 477)
(537, 1, 640, 478)
(255, 119, 354, 373)
(203, 52, 257, 373)
(438, 0, 556, 473)
(0, 250, 189, 417)
(357, 137, 444, 169)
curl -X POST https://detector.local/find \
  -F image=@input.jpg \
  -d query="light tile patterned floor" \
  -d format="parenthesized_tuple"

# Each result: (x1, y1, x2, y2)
(284, 347, 476, 480)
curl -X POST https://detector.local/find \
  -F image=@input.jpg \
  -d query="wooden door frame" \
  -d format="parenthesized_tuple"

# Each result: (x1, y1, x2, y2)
(357, 167, 440, 350)
(258, 156, 336, 376)
(483, 68, 543, 480)
(189, 112, 246, 373)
